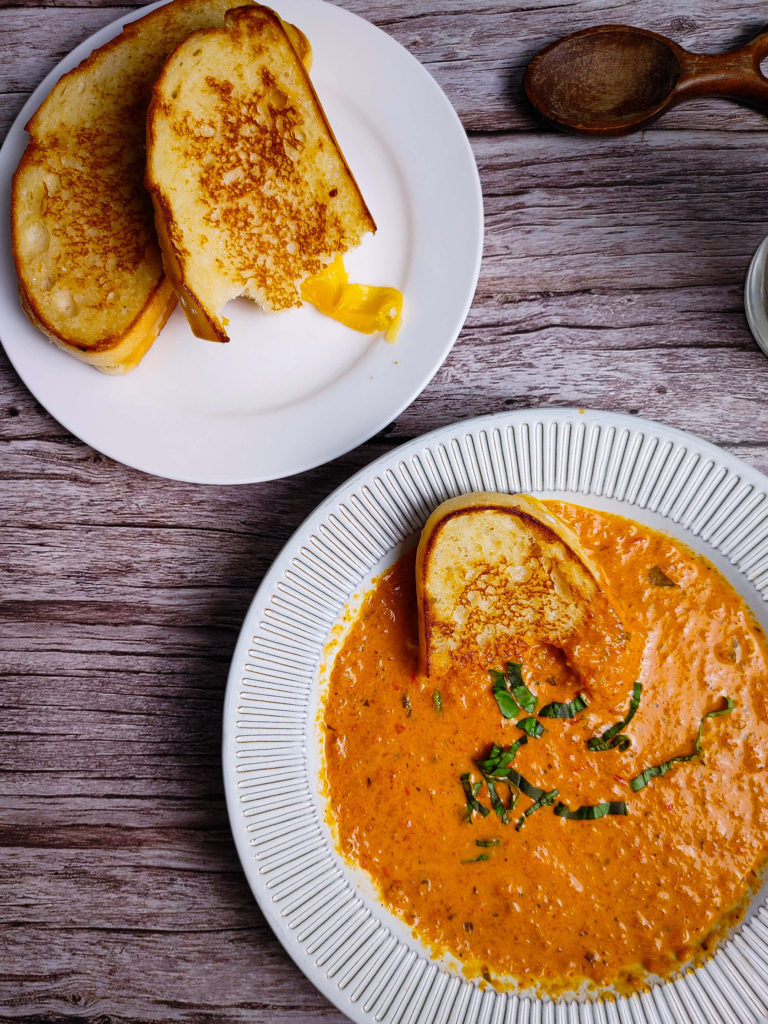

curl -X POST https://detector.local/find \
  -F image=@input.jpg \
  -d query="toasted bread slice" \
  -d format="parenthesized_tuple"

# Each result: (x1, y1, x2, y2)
(416, 492, 625, 676)
(11, 0, 311, 374)
(145, 4, 376, 343)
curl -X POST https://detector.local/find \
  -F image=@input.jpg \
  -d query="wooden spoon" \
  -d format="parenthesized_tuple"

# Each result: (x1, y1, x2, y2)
(524, 24, 768, 135)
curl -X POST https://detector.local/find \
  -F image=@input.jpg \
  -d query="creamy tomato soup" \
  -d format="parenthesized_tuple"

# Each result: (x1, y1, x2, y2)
(320, 503, 768, 996)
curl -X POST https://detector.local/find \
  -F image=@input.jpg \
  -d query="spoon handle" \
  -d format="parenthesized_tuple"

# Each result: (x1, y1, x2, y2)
(675, 27, 768, 111)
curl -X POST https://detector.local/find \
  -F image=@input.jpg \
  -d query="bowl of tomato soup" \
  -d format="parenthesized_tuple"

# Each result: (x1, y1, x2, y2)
(223, 409, 768, 1024)
(320, 499, 768, 996)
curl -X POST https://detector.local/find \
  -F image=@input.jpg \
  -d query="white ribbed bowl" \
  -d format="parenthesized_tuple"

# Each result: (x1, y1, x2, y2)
(223, 408, 768, 1024)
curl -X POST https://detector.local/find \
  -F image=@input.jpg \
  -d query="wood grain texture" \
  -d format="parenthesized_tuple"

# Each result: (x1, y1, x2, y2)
(2, 0, 768, 1020)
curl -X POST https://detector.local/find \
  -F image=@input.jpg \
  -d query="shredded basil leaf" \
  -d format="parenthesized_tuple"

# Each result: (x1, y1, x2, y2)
(490, 669, 520, 719)
(477, 738, 527, 776)
(589, 734, 631, 752)
(488, 776, 520, 823)
(485, 777, 508, 823)
(511, 684, 538, 714)
(433, 690, 443, 713)
(630, 761, 679, 792)
(515, 788, 559, 831)
(706, 696, 736, 719)
(630, 696, 735, 792)
(516, 716, 544, 738)
(505, 661, 525, 689)
(473, 743, 547, 825)
(648, 566, 678, 588)
(539, 693, 588, 719)
(491, 662, 538, 718)
(587, 682, 642, 752)
(460, 772, 490, 819)
(554, 800, 628, 820)
(475, 839, 500, 847)
(507, 664, 538, 713)
(461, 853, 490, 863)
(504, 768, 547, 802)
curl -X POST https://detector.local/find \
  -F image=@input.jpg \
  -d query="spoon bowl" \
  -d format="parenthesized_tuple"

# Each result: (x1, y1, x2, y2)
(525, 24, 768, 135)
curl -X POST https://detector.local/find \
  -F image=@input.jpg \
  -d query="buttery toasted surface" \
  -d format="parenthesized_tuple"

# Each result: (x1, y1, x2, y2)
(11, 0, 311, 373)
(416, 492, 625, 675)
(146, 4, 376, 343)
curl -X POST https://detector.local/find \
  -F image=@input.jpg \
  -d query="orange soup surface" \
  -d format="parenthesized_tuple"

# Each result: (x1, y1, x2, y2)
(320, 503, 768, 996)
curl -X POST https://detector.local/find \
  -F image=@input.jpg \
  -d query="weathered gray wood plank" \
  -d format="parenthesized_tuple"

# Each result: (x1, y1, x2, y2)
(7, 2, 768, 136)
(2, 924, 348, 1023)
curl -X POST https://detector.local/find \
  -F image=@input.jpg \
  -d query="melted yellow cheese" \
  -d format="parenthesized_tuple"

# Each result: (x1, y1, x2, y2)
(301, 255, 403, 342)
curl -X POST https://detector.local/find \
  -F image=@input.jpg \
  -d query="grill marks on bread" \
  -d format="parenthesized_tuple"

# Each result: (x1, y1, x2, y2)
(11, 0, 251, 372)
(146, 5, 376, 342)
(181, 69, 337, 298)
(416, 492, 626, 676)
(19, 122, 159, 328)
(11, 0, 314, 372)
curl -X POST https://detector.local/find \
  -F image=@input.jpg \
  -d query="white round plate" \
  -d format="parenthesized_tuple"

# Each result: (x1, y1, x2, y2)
(0, 0, 482, 484)
(224, 407, 768, 1024)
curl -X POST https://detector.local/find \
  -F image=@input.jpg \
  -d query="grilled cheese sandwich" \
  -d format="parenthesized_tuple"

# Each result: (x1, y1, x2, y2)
(11, 0, 311, 373)
(145, 4, 377, 344)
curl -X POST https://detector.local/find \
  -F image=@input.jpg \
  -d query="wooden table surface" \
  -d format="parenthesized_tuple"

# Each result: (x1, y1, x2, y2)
(3, 0, 768, 1020)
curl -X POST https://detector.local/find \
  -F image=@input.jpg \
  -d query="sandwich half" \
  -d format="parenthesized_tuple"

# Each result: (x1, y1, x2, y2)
(11, 0, 311, 373)
(145, 4, 376, 343)
(416, 492, 627, 676)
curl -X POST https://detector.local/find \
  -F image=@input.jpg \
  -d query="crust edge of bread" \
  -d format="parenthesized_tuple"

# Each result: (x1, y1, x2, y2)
(415, 491, 614, 676)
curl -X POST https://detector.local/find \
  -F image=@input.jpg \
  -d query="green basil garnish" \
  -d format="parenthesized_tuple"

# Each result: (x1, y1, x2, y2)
(554, 800, 627, 820)
(505, 661, 525, 689)
(477, 738, 527, 776)
(506, 662, 538, 713)
(708, 696, 736, 718)
(485, 776, 514, 823)
(516, 716, 544, 738)
(587, 682, 642, 752)
(433, 690, 443, 712)
(460, 773, 490, 820)
(539, 693, 588, 719)
(503, 768, 548, 802)
(490, 668, 520, 718)
(630, 696, 735, 792)
(515, 788, 559, 831)
(648, 566, 678, 587)
(491, 662, 538, 718)
(464, 659, 724, 831)
(510, 687, 538, 717)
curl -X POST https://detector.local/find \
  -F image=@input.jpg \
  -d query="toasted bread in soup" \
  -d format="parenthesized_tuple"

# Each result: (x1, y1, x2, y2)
(11, 0, 311, 374)
(145, 5, 376, 344)
(416, 492, 626, 677)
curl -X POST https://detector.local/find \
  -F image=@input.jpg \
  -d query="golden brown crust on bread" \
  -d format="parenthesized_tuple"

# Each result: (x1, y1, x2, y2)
(283, 20, 312, 69)
(18, 271, 177, 375)
(416, 492, 625, 676)
(145, 5, 376, 343)
(11, 0, 312, 371)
